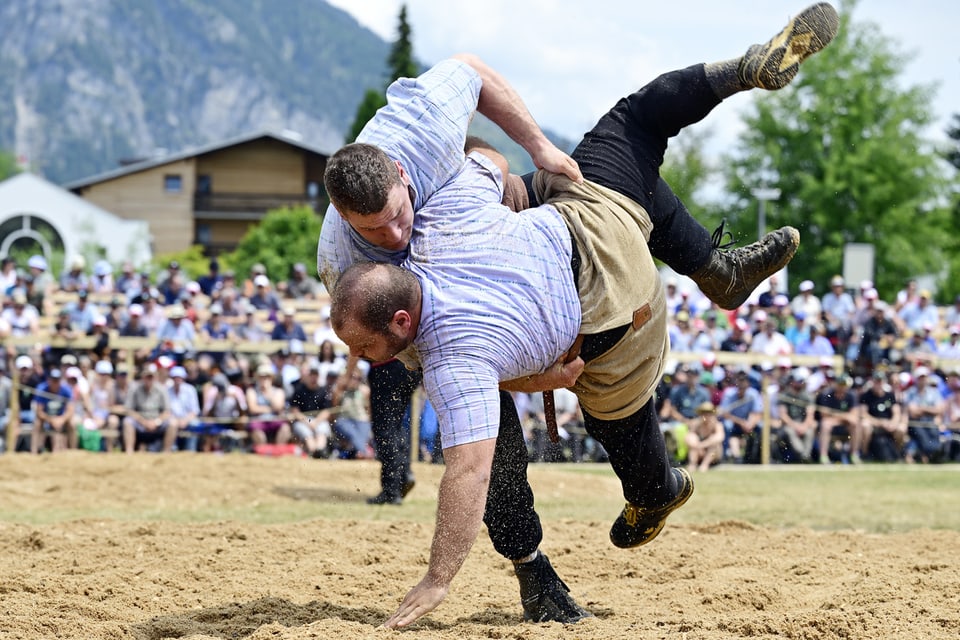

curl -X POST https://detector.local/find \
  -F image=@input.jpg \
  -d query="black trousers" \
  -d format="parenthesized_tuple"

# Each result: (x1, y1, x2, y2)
(484, 64, 722, 558)
(368, 359, 423, 499)
(524, 66, 718, 275)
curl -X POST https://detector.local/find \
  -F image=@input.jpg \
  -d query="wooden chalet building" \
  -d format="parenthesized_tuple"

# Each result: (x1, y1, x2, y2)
(64, 131, 331, 255)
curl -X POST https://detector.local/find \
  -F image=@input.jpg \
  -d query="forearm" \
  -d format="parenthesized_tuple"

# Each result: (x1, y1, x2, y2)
(500, 357, 583, 393)
(453, 53, 548, 157)
(426, 451, 491, 586)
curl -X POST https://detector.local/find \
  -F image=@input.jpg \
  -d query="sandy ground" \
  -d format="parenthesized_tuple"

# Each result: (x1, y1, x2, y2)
(1, 453, 958, 640)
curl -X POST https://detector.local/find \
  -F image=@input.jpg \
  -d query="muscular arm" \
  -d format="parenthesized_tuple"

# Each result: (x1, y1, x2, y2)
(453, 53, 581, 183)
(384, 437, 497, 629)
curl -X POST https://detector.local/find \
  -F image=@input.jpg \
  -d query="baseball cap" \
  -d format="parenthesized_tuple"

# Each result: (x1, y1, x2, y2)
(48, 368, 63, 380)
(830, 275, 845, 287)
(142, 363, 158, 376)
(93, 315, 107, 327)
(773, 294, 789, 306)
(65, 366, 82, 380)
(914, 366, 931, 378)
(864, 288, 879, 300)
(799, 280, 814, 292)
(95, 360, 114, 375)
(256, 363, 275, 377)
(166, 304, 186, 319)
(15, 355, 33, 369)
(170, 366, 187, 379)
(156, 355, 175, 369)
(128, 303, 144, 316)
(253, 274, 270, 287)
(27, 255, 47, 271)
(94, 260, 112, 277)
(283, 306, 296, 316)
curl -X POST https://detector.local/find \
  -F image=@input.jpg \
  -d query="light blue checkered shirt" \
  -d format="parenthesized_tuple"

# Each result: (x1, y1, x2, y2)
(402, 157, 581, 448)
(317, 59, 481, 290)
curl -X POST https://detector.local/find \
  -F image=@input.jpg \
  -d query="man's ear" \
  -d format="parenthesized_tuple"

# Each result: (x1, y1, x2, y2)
(395, 161, 410, 187)
(392, 309, 412, 332)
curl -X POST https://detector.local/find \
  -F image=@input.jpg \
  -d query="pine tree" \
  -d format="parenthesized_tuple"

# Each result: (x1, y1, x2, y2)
(345, 5, 417, 143)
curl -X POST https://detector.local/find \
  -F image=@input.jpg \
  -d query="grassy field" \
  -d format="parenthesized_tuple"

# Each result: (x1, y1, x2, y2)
(3, 454, 957, 534)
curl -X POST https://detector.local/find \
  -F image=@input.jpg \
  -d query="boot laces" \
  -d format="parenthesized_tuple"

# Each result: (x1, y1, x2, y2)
(710, 218, 737, 251)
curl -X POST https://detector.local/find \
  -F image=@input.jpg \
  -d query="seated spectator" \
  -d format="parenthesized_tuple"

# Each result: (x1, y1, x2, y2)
(0, 256, 17, 293)
(941, 370, 960, 462)
(775, 368, 817, 463)
(197, 259, 222, 297)
(796, 322, 835, 356)
(162, 274, 188, 306)
(286, 262, 319, 300)
(167, 366, 200, 452)
(49, 309, 80, 364)
(315, 339, 346, 381)
(138, 291, 167, 335)
(246, 363, 292, 447)
(660, 366, 711, 425)
(720, 317, 751, 353)
(59, 255, 89, 292)
(122, 363, 176, 453)
(937, 326, 960, 360)
(3, 290, 40, 336)
(816, 374, 860, 464)
(87, 315, 111, 360)
(750, 316, 793, 356)
(859, 370, 904, 462)
(31, 368, 75, 454)
(156, 303, 196, 351)
(898, 289, 939, 334)
(197, 372, 248, 452)
(67, 289, 96, 334)
(27, 254, 55, 314)
(90, 260, 114, 294)
(217, 287, 242, 319)
(234, 303, 268, 343)
(115, 262, 137, 298)
(667, 311, 695, 352)
(119, 303, 153, 363)
(271, 306, 307, 342)
(288, 362, 334, 458)
(684, 402, 725, 472)
(332, 368, 373, 459)
(717, 370, 763, 463)
(104, 296, 127, 330)
(248, 274, 281, 312)
(904, 367, 944, 463)
(857, 299, 898, 372)
(15, 355, 41, 431)
(821, 275, 856, 342)
(83, 360, 120, 452)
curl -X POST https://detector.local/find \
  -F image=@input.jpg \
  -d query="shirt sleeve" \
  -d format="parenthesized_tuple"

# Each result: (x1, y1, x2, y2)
(422, 357, 501, 449)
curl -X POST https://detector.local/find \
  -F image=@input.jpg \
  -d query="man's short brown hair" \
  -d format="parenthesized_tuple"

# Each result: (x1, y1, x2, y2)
(324, 143, 401, 215)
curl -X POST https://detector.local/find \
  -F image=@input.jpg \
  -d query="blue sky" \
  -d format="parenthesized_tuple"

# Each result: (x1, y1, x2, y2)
(327, 0, 957, 155)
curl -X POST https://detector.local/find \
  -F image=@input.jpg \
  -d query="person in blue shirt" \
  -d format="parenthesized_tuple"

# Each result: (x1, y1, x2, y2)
(31, 368, 75, 454)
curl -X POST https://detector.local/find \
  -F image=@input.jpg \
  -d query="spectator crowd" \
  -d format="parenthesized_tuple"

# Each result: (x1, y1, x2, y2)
(1, 254, 958, 468)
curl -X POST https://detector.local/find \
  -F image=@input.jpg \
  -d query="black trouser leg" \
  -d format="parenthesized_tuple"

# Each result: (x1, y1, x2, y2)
(484, 391, 542, 560)
(368, 359, 422, 499)
(582, 398, 677, 507)
(573, 63, 721, 274)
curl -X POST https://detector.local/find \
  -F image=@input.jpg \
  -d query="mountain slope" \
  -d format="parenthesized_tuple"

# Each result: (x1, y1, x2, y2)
(0, 0, 569, 185)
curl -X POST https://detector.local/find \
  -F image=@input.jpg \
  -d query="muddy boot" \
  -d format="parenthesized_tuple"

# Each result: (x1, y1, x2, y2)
(691, 226, 800, 310)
